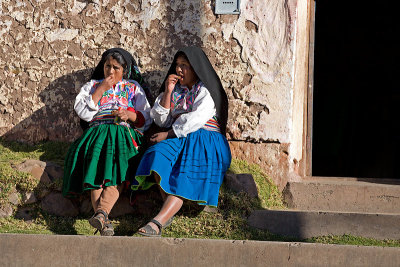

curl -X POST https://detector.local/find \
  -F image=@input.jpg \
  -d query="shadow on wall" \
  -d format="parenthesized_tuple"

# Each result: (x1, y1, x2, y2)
(2, 0, 214, 145)
(2, 69, 93, 144)
(1, 68, 168, 146)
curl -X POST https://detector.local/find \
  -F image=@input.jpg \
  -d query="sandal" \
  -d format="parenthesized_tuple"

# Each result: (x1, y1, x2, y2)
(138, 219, 162, 237)
(88, 210, 108, 231)
(100, 218, 114, 236)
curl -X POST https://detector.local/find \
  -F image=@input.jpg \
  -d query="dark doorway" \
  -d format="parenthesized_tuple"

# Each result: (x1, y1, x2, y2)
(312, 3, 400, 178)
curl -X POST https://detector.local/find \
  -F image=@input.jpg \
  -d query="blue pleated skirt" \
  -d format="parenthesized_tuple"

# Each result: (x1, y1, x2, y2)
(133, 129, 231, 207)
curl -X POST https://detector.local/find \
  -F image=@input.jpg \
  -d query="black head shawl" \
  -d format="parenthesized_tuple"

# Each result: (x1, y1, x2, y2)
(160, 46, 229, 135)
(91, 48, 145, 84)
(80, 48, 149, 130)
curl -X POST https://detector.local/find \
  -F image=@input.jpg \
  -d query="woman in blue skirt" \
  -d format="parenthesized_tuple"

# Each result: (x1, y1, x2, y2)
(133, 46, 231, 237)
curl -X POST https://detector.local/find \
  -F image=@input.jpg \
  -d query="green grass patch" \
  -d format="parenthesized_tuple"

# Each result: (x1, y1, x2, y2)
(0, 139, 70, 206)
(228, 159, 285, 209)
(0, 138, 70, 167)
(309, 235, 400, 247)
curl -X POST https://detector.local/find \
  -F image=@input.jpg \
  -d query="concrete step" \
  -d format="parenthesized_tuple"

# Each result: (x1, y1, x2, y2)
(248, 209, 400, 240)
(1, 233, 400, 267)
(283, 177, 400, 213)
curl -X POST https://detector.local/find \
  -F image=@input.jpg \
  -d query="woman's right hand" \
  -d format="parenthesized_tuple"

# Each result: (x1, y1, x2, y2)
(91, 76, 115, 106)
(165, 74, 181, 92)
(98, 75, 115, 92)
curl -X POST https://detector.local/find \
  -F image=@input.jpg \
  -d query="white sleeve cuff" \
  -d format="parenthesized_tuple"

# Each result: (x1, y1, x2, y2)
(86, 95, 98, 111)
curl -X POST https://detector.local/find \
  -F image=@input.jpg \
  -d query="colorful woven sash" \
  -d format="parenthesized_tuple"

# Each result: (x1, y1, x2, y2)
(203, 116, 220, 132)
(89, 109, 131, 128)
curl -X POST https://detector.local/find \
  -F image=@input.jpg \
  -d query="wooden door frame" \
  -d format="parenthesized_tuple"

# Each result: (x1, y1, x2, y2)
(303, 0, 316, 177)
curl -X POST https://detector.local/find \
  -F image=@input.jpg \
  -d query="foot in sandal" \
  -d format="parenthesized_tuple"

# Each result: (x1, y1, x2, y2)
(138, 219, 163, 237)
(89, 210, 114, 236)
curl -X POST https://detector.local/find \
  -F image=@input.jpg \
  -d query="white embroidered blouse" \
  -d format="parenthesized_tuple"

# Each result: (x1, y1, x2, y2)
(151, 81, 217, 137)
(74, 79, 152, 131)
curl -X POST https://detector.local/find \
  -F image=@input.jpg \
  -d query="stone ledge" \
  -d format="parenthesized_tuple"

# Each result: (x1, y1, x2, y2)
(1, 234, 400, 267)
(283, 178, 400, 213)
(248, 209, 400, 240)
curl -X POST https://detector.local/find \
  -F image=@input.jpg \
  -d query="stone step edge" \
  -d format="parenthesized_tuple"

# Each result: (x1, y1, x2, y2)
(272, 208, 400, 216)
(283, 179, 400, 214)
(248, 209, 400, 240)
(298, 176, 400, 186)
(1, 234, 400, 267)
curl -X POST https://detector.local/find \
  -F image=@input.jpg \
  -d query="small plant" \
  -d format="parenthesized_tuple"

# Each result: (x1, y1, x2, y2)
(228, 159, 285, 209)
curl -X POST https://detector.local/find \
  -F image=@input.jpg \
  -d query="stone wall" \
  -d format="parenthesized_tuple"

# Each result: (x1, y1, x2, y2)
(0, 0, 308, 190)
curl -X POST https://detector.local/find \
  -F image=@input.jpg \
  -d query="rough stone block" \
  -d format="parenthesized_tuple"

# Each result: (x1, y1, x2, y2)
(8, 192, 20, 205)
(41, 192, 79, 217)
(224, 173, 258, 198)
(0, 205, 13, 218)
(22, 191, 37, 205)
(45, 162, 64, 181)
(15, 160, 52, 184)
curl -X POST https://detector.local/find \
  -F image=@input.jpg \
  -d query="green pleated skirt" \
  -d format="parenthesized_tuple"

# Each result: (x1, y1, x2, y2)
(62, 124, 144, 197)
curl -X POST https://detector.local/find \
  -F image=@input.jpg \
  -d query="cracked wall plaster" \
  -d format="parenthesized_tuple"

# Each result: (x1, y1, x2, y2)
(0, 0, 306, 186)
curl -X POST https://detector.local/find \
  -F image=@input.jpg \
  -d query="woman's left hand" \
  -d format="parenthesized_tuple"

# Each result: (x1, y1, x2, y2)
(150, 129, 176, 144)
(150, 132, 169, 143)
(112, 108, 136, 122)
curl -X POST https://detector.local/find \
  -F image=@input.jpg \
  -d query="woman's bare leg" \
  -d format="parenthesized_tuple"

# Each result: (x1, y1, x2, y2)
(153, 172, 168, 201)
(91, 188, 103, 212)
(97, 185, 123, 214)
(139, 194, 183, 233)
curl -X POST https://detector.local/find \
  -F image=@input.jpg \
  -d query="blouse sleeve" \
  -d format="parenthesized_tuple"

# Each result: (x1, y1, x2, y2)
(150, 92, 174, 128)
(132, 81, 152, 131)
(172, 86, 216, 138)
(74, 80, 99, 122)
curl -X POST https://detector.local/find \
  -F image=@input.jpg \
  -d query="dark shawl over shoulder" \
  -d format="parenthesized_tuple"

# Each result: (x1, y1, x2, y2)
(80, 48, 148, 130)
(160, 46, 229, 135)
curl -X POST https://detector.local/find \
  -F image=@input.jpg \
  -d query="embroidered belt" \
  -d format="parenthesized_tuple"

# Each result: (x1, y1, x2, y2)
(203, 117, 220, 133)
(89, 109, 131, 129)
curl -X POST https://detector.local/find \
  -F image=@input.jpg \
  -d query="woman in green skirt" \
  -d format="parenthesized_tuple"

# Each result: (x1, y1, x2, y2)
(63, 48, 151, 236)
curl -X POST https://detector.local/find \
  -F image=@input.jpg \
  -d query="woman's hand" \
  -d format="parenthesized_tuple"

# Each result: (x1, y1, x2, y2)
(149, 129, 176, 144)
(112, 108, 137, 122)
(150, 132, 169, 144)
(165, 74, 181, 93)
(160, 74, 180, 109)
(99, 75, 115, 90)
(92, 76, 115, 105)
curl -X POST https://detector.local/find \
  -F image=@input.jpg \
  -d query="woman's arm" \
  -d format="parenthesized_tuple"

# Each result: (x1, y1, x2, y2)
(159, 74, 180, 108)
(150, 86, 216, 143)
(74, 78, 115, 122)
(130, 82, 152, 131)
(171, 87, 216, 137)
(91, 76, 114, 105)
(150, 92, 174, 128)
(112, 81, 152, 130)
(74, 80, 99, 122)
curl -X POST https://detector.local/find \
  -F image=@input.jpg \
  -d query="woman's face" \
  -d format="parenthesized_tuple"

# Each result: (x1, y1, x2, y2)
(103, 57, 124, 84)
(175, 55, 198, 88)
